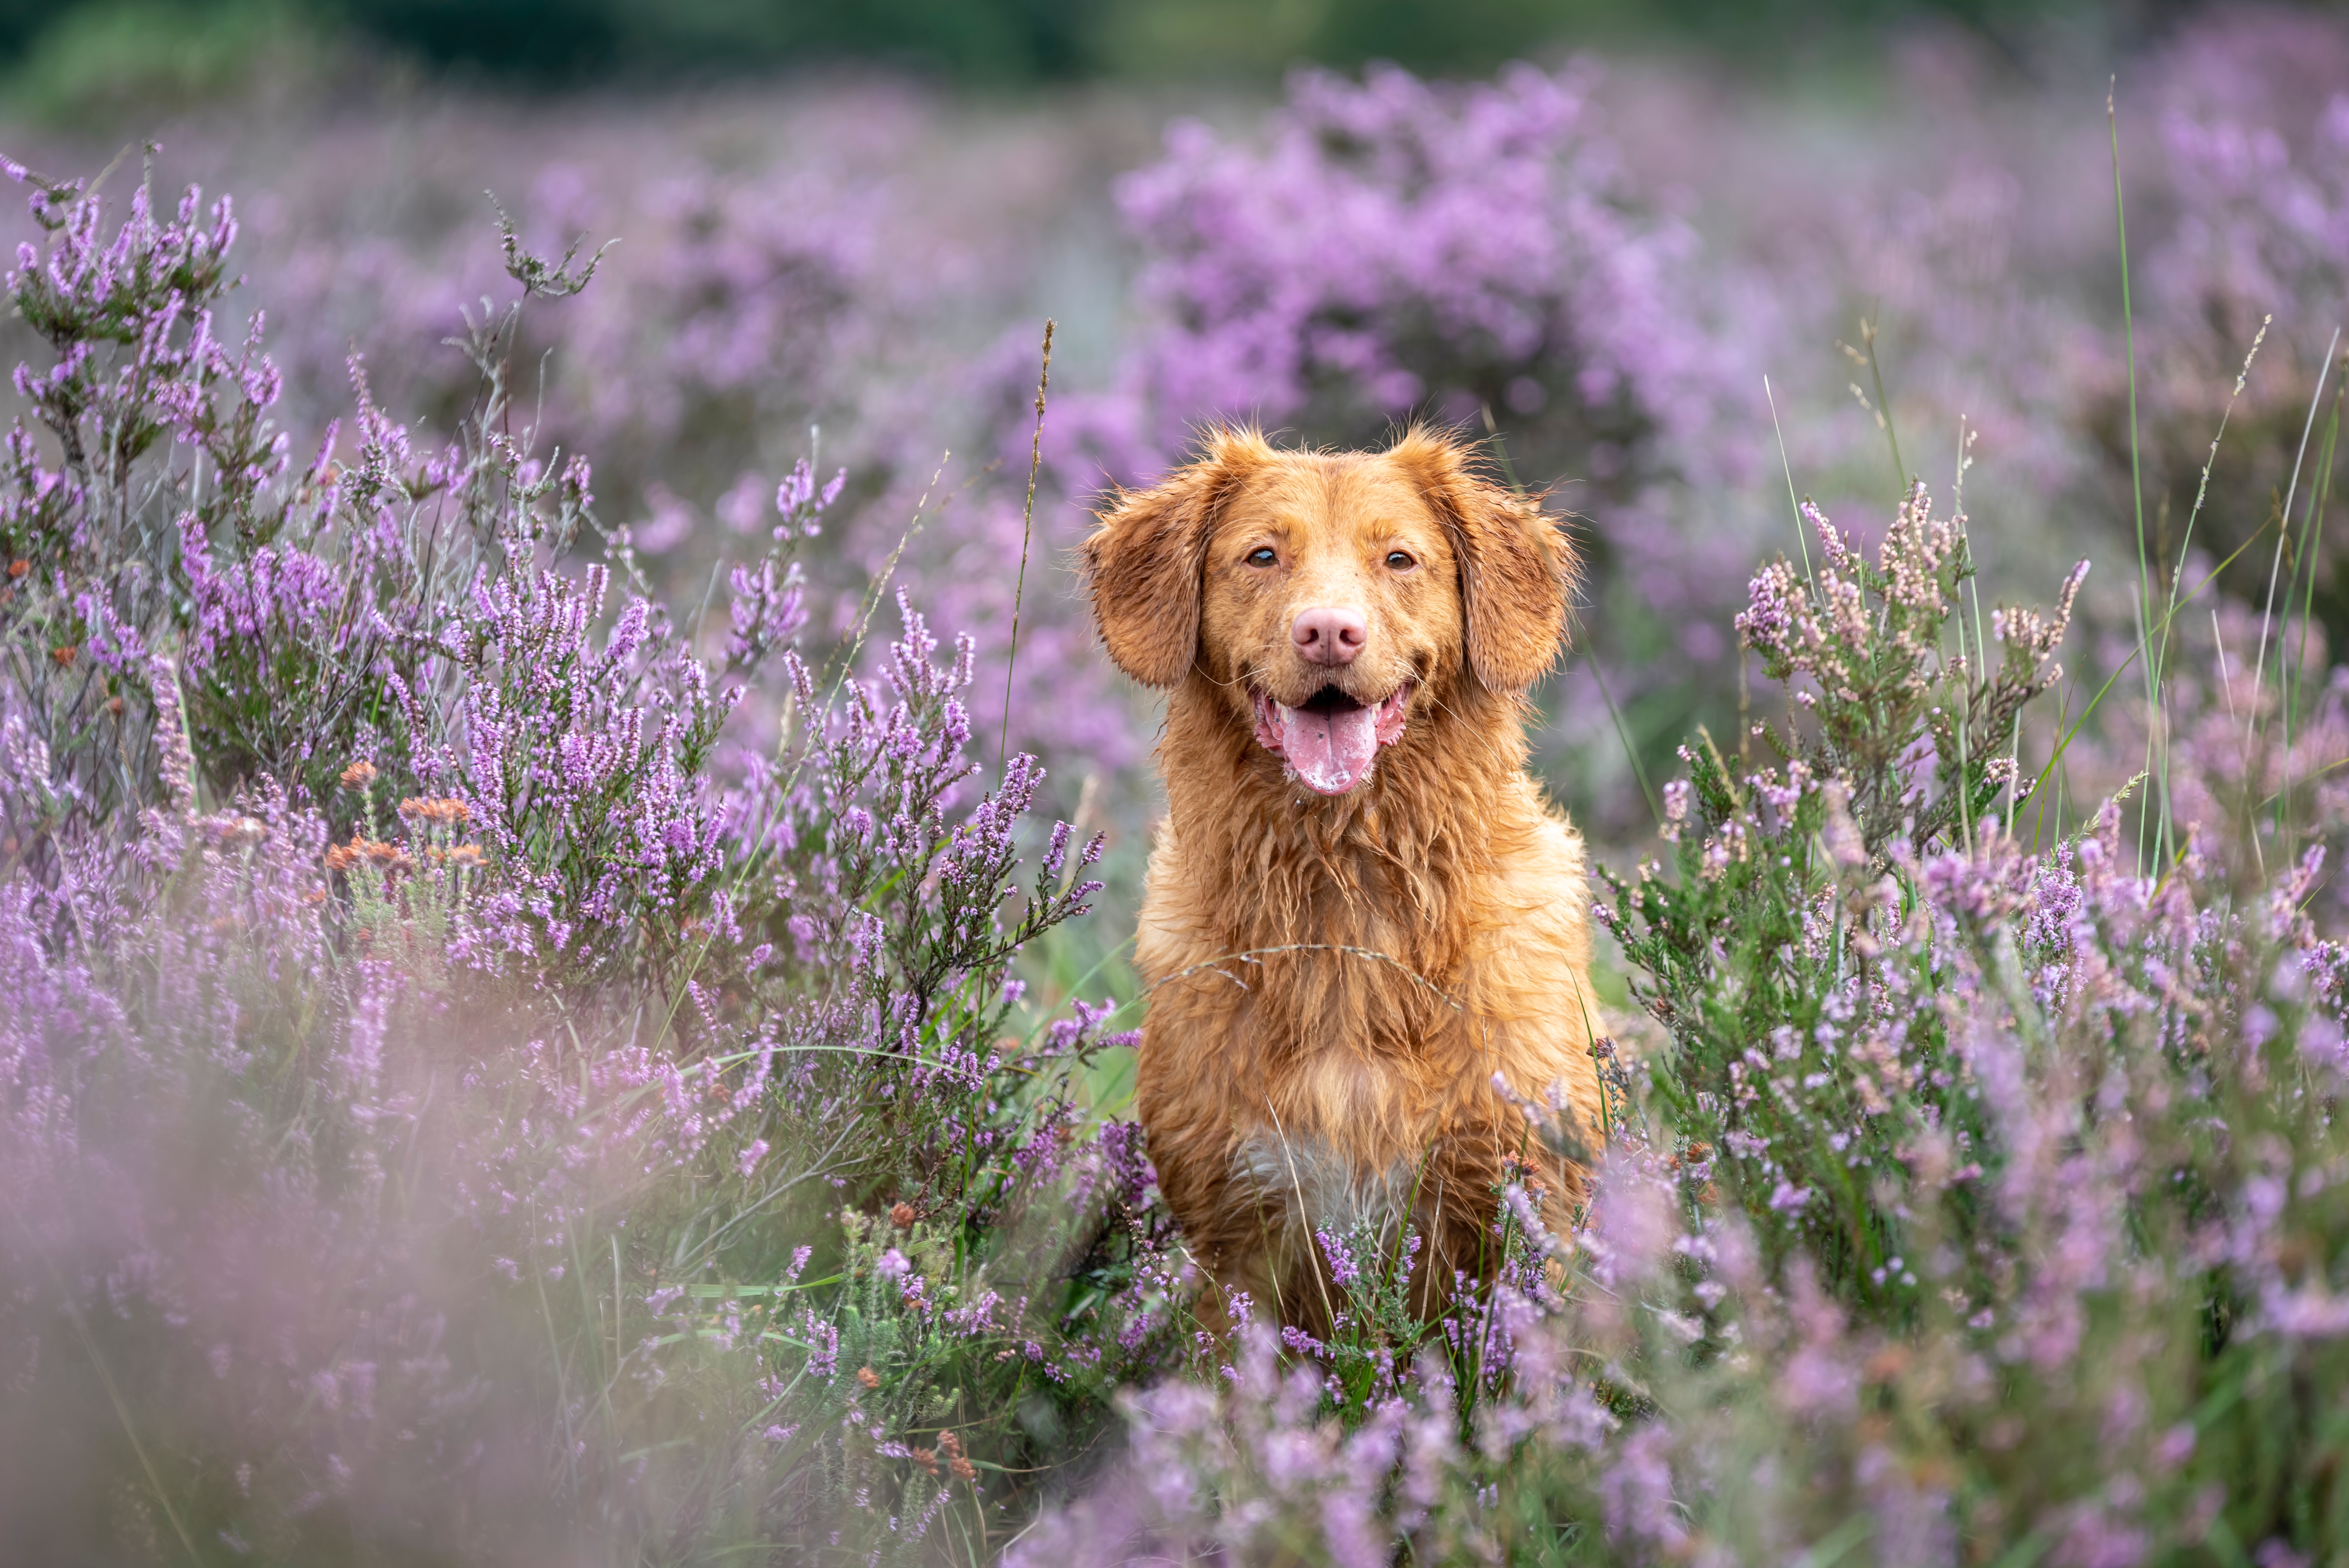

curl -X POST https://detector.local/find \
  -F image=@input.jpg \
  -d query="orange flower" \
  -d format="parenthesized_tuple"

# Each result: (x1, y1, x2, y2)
(397, 796, 469, 828)
(326, 833, 410, 875)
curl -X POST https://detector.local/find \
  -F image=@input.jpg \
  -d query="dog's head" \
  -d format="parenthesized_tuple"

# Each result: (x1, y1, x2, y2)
(1084, 426, 1576, 796)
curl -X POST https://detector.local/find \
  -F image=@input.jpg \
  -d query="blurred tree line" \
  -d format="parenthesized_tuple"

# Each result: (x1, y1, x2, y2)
(0, 0, 2294, 95)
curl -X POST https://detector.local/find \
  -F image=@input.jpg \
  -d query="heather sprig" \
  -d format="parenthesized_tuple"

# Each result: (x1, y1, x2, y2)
(1736, 480, 2087, 854)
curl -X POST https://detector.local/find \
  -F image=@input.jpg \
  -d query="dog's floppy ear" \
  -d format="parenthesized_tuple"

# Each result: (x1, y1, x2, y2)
(1386, 425, 1577, 692)
(1084, 427, 1273, 688)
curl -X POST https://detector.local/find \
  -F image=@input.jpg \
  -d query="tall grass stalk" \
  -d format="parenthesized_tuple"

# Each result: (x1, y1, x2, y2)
(1590, 656, 1662, 828)
(2247, 327, 2342, 766)
(2148, 318, 2271, 863)
(2133, 577, 2163, 866)
(2028, 517, 2277, 814)
(2283, 367, 2345, 841)
(2110, 80, 2158, 875)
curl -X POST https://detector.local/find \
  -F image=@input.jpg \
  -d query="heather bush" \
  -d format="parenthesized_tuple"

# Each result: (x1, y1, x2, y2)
(0, 155, 1174, 1562)
(1608, 479, 2087, 1310)
(1084, 63, 1728, 511)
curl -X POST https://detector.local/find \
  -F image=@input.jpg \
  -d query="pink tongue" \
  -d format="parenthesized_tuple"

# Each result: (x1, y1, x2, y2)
(1281, 701, 1381, 795)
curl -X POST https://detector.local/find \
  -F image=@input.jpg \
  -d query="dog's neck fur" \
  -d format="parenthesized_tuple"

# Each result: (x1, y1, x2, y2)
(1159, 669, 1533, 964)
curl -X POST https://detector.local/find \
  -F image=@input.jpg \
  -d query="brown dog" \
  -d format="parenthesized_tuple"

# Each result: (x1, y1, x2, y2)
(1084, 425, 1603, 1329)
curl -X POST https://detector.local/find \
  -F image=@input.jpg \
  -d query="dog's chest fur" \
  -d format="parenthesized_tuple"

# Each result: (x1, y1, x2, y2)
(1130, 732, 1597, 1307)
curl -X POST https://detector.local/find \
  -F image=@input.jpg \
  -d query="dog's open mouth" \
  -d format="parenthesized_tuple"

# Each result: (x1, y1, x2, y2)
(1249, 682, 1414, 796)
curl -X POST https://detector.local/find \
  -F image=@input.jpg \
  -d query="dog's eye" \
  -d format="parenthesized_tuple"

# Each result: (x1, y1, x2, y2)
(1386, 551, 1416, 570)
(1246, 547, 1278, 567)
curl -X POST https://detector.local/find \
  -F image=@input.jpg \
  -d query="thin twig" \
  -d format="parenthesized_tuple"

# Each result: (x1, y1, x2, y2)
(1139, 943, 1466, 1014)
(1480, 400, 1527, 495)
(58, 1291, 201, 1564)
(1764, 374, 1816, 593)
(998, 320, 1055, 773)
(1590, 656, 1661, 828)
(1862, 306, 1905, 490)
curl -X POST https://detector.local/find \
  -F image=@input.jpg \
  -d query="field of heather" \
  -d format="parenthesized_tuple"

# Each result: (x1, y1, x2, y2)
(4, 5, 2349, 1563)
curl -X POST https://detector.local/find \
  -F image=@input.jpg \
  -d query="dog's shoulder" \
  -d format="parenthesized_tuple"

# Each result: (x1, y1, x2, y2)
(1455, 786, 1600, 1067)
(1133, 812, 1215, 981)
(1467, 784, 1588, 923)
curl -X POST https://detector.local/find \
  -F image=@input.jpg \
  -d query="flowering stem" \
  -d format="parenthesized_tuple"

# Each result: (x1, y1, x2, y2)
(998, 319, 1053, 775)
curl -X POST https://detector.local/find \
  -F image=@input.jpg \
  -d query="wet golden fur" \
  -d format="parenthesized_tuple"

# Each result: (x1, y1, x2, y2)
(1083, 425, 1602, 1330)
